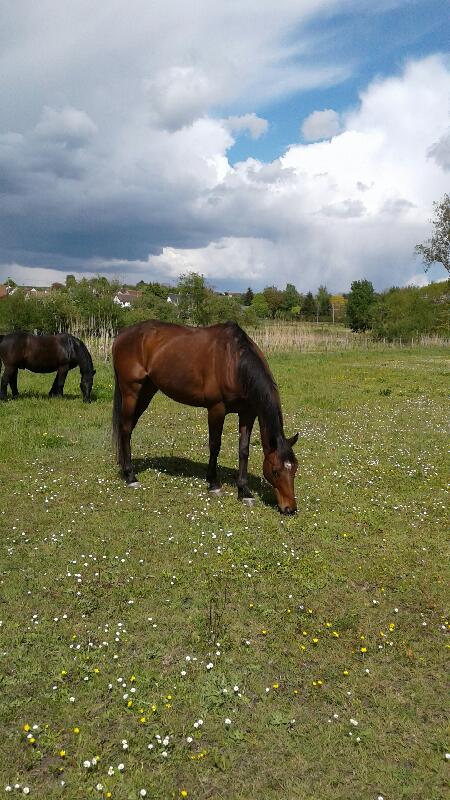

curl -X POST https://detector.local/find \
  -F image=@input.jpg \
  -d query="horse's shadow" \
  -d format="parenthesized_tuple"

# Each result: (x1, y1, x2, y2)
(11, 392, 97, 402)
(132, 455, 276, 507)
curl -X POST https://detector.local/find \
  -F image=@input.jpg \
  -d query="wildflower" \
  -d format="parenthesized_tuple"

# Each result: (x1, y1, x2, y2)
(118, 763, 125, 772)
(360, 646, 367, 654)
(272, 683, 279, 689)
(261, 629, 267, 636)
(130, 675, 136, 682)
(181, 792, 188, 798)
(224, 718, 232, 726)
(389, 623, 395, 631)
(59, 750, 66, 758)
(73, 727, 80, 735)
(140, 791, 147, 798)
(349, 718, 358, 726)
(186, 737, 193, 744)
(23, 724, 30, 732)
(312, 638, 319, 645)
(96, 785, 103, 792)
(140, 716, 146, 724)
(23, 790, 30, 796)
(206, 662, 213, 670)
(83, 760, 91, 769)
(332, 631, 339, 638)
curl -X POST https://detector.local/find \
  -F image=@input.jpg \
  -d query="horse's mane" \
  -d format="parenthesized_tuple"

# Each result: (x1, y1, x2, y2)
(67, 335, 94, 375)
(227, 322, 288, 451)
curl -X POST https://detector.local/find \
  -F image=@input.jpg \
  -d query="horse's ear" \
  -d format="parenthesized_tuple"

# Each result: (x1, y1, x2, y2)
(287, 432, 299, 447)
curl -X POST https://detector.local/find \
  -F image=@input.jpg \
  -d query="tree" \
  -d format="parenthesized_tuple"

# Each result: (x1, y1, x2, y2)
(250, 293, 270, 319)
(346, 279, 375, 331)
(177, 272, 210, 325)
(263, 286, 284, 318)
(282, 283, 301, 314)
(301, 291, 317, 321)
(242, 287, 254, 306)
(66, 274, 77, 289)
(5, 277, 17, 288)
(316, 285, 332, 319)
(415, 193, 450, 275)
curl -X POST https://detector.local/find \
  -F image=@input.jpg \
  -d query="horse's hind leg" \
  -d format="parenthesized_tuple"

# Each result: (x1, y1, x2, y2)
(237, 410, 256, 504)
(1, 365, 16, 400)
(119, 379, 157, 487)
(49, 367, 69, 398)
(206, 403, 226, 494)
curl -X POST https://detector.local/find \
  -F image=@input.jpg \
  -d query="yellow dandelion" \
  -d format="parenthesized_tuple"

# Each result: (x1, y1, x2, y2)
(61, 670, 67, 677)
(73, 727, 80, 735)
(130, 675, 136, 682)
(181, 791, 188, 798)
(23, 724, 30, 732)
(93, 667, 100, 674)
(151, 705, 157, 713)
(261, 629, 267, 635)
(360, 646, 367, 654)
(272, 682, 279, 689)
(389, 623, 395, 631)
(332, 631, 340, 638)
(343, 669, 349, 676)
(140, 716, 146, 724)
(59, 749, 66, 758)
(127, 700, 133, 708)
(312, 638, 319, 645)
(325, 622, 332, 628)
(29, 737, 36, 744)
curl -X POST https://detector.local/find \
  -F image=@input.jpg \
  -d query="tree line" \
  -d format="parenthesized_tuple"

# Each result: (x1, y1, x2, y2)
(0, 272, 448, 342)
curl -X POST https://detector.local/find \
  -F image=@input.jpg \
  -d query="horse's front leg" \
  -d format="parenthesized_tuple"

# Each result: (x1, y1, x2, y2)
(49, 367, 68, 398)
(9, 368, 19, 399)
(206, 403, 225, 494)
(237, 411, 256, 504)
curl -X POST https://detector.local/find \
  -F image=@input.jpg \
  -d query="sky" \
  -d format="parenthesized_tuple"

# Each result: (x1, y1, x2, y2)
(0, 0, 449, 293)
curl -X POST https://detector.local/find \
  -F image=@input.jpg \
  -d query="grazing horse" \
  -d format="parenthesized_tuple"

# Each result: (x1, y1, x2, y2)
(0, 332, 96, 402)
(112, 320, 298, 514)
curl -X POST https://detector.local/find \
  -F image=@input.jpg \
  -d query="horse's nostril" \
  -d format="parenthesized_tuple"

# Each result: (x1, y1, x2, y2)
(279, 506, 297, 515)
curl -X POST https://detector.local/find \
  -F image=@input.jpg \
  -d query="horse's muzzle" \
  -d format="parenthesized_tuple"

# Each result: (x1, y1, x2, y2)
(279, 506, 297, 515)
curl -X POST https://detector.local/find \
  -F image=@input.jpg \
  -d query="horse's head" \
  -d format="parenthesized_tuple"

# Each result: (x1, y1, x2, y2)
(263, 433, 298, 514)
(80, 369, 96, 402)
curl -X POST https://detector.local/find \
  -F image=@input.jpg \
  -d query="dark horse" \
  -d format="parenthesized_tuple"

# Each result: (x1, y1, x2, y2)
(0, 332, 96, 402)
(112, 320, 298, 514)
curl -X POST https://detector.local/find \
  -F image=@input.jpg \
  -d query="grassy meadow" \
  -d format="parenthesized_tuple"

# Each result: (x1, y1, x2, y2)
(0, 346, 448, 799)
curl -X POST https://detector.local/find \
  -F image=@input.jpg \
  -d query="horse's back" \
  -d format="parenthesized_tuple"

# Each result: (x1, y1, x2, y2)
(0, 331, 69, 372)
(113, 320, 240, 407)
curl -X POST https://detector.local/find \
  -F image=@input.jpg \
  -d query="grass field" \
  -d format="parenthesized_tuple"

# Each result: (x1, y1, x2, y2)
(0, 347, 448, 800)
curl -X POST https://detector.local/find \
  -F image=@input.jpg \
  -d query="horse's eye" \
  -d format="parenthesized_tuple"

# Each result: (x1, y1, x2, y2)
(272, 469, 279, 478)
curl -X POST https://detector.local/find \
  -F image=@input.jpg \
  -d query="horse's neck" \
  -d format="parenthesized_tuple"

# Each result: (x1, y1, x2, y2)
(257, 392, 284, 454)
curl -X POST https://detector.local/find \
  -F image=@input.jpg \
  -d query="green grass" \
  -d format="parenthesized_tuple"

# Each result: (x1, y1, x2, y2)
(0, 347, 448, 800)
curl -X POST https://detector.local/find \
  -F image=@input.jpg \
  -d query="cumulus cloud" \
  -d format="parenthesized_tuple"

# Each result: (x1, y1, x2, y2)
(427, 130, 450, 171)
(301, 108, 341, 141)
(0, 1, 449, 292)
(224, 114, 268, 140)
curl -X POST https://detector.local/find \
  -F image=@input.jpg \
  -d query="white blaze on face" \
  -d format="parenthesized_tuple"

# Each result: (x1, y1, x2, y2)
(284, 461, 292, 471)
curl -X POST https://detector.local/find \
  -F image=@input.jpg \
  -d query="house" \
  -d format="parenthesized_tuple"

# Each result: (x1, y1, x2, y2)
(113, 288, 142, 308)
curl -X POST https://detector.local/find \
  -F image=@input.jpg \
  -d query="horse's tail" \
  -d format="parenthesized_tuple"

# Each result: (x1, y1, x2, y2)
(112, 368, 122, 465)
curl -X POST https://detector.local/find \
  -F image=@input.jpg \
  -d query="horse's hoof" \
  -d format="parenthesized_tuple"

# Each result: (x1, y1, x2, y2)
(127, 481, 141, 489)
(242, 497, 255, 507)
(208, 487, 222, 496)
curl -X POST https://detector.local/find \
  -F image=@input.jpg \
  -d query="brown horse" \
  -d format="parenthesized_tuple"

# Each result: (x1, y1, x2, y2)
(112, 320, 298, 513)
(0, 332, 95, 402)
